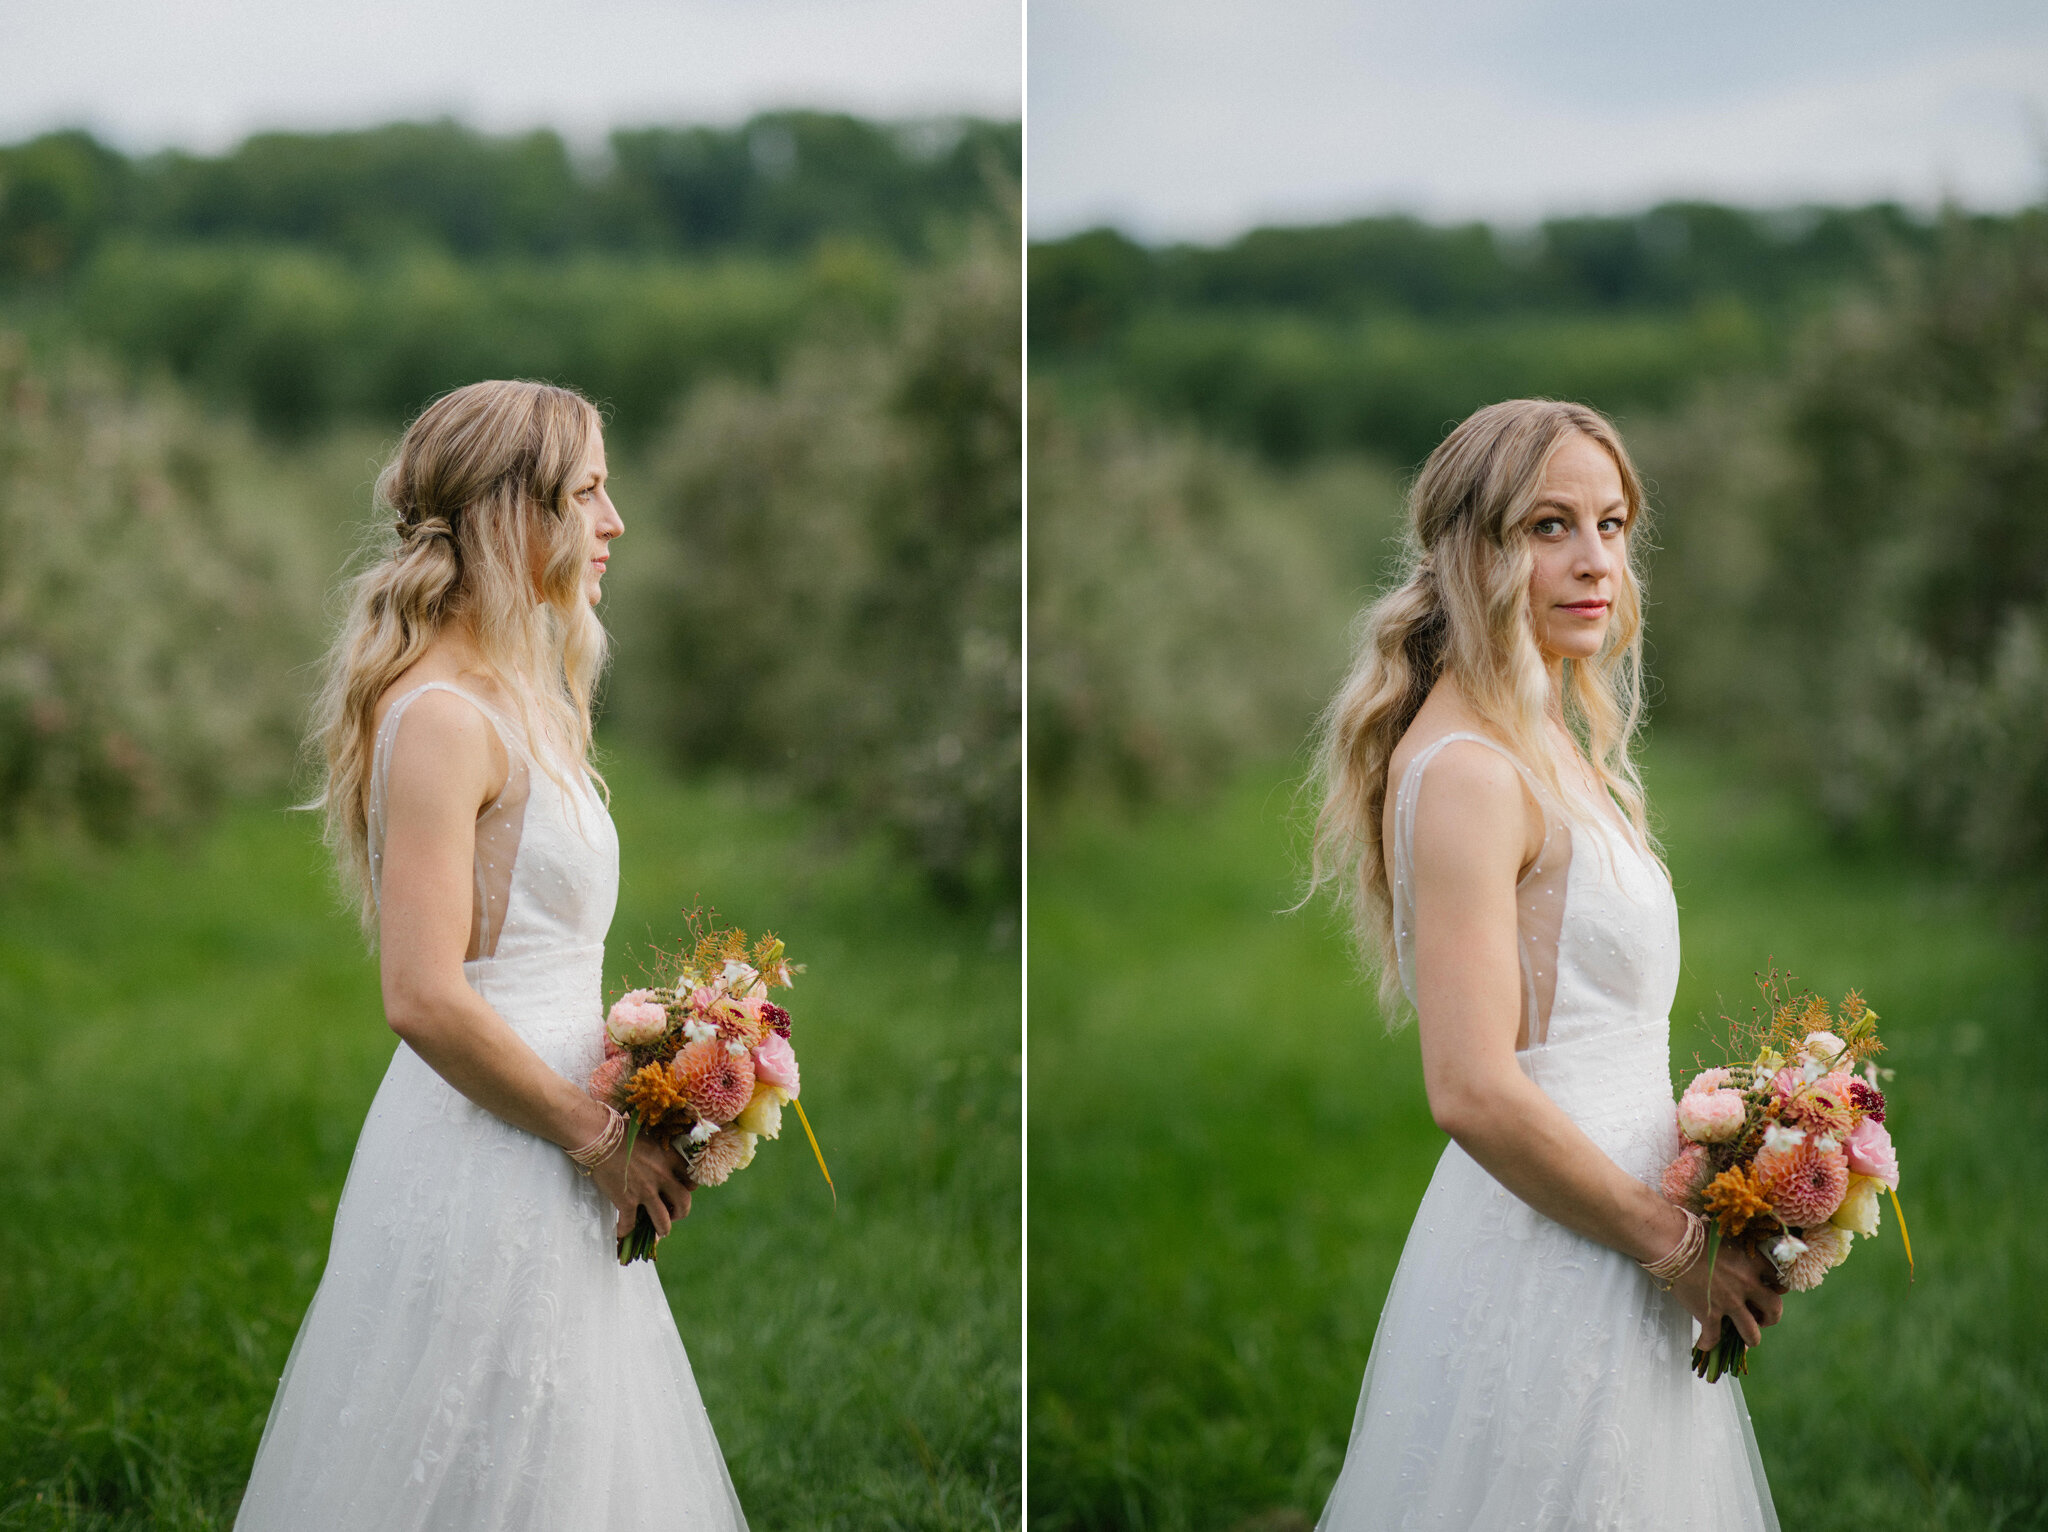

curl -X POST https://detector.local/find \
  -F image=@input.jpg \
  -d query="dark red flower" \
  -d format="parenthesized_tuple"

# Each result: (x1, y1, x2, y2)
(1848, 1079, 1886, 1123)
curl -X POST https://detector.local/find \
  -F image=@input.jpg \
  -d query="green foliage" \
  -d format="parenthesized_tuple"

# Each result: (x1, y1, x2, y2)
(1033, 203, 1934, 341)
(1028, 396, 1395, 806)
(0, 132, 131, 284)
(1102, 300, 1770, 466)
(1029, 744, 2048, 1531)
(1031, 203, 1950, 465)
(70, 238, 889, 439)
(1642, 208, 2048, 882)
(0, 337, 329, 839)
(606, 235, 1021, 904)
(0, 750, 1019, 1529)
(0, 115, 1021, 279)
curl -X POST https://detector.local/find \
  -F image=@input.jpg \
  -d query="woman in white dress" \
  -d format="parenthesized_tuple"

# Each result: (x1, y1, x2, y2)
(237, 381, 747, 1530)
(1305, 400, 1782, 1529)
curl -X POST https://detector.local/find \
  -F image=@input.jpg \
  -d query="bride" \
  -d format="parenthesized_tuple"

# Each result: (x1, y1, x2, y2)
(237, 381, 747, 1529)
(1306, 400, 1781, 1528)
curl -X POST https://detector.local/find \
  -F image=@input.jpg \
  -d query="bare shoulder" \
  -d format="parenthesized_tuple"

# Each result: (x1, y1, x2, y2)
(378, 685, 507, 813)
(1409, 736, 1526, 823)
(1397, 731, 1546, 880)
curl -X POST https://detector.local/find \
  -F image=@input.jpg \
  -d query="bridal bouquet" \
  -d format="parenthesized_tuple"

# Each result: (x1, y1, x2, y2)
(1658, 974, 1909, 1381)
(587, 909, 832, 1264)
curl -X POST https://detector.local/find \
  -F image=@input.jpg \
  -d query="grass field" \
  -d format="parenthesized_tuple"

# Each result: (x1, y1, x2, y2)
(0, 747, 1020, 1530)
(1028, 738, 2048, 1531)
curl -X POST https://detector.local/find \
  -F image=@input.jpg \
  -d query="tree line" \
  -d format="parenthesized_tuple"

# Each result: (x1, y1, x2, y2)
(1029, 203, 2017, 466)
(0, 114, 1020, 280)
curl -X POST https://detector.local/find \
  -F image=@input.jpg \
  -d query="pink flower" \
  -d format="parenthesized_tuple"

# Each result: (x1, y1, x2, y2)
(1660, 1142, 1709, 1204)
(1755, 1136, 1850, 1227)
(587, 1054, 629, 1107)
(1844, 1116, 1899, 1189)
(671, 1036, 755, 1122)
(686, 1127, 756, 1188)
(753, 1032, 800, 1096)
(1676, 1089, 1746, 1144)
(606, 990, 669, 1049)
(1783, 1223, 1853, 1292)
(1684, 1068, 1732, 1097)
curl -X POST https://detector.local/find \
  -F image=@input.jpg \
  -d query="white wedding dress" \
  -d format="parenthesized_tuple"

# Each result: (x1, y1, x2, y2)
(1317, 733, 1777, 1531)
(237, 682, 747, 1531)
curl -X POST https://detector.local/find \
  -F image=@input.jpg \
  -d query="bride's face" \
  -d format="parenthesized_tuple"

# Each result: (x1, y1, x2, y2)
(1523, 431, 1628, 666)
(566, 428, 623, 606)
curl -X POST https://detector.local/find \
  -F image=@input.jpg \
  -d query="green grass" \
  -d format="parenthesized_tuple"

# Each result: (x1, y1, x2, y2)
(1027, 737, 2048, 1531)
(0, 746, 1020, 1530)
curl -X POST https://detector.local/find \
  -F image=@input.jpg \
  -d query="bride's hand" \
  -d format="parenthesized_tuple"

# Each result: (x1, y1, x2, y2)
(1670, 1233, 1784, 1348)
(591, 1129, 695, 1238)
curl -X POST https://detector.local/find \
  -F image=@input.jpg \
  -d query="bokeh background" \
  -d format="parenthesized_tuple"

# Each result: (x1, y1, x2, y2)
(0, 4, 1021, 1527)
(1028, 5, 2048, 1529)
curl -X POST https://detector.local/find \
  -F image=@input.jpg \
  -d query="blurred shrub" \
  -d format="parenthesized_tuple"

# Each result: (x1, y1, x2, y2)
(605, 235, 1020, 904)
(1028, 393, 1397, 806)
(1642, 209, 2048, 878)
(0, 337, 326, 838)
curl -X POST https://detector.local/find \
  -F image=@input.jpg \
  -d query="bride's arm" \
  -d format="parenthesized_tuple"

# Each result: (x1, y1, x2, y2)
(376, 689, 695, 1238)
(1406, 743, 1784, 1347)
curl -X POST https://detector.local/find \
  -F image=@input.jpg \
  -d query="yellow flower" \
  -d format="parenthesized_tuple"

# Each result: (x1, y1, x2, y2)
(1830, 1173, 1885, 1237)
(735, 1081, 789, 1139)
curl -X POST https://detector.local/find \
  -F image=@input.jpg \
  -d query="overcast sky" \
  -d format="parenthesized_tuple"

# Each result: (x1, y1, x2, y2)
(1031, 0, 2048, 240)
(1, 0, 1021, 152)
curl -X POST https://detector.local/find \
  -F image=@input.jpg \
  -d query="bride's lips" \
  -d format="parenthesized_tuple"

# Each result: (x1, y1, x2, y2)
(1559, 598, 1609, 616)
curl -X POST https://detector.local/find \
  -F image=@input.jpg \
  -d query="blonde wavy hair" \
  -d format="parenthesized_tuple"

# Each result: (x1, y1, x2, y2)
(304, 379, 610, 935)
(1305, 398, 1655, 1013)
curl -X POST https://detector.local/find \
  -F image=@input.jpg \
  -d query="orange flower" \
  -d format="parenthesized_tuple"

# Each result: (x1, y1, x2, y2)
(622, 1061, 689, 1133)
(1702, 1163, 1774, 1238)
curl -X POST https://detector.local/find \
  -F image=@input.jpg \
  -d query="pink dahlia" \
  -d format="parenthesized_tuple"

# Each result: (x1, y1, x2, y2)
(686, 1127, 755, 1188)
(1755, 1136, 1850, 1227)
(670, 1036, 755, 1123)
(1660, 1142, 1710, 1205)
(587, 1053, 630, 1107)
(1783, 1223, 1853, 1292)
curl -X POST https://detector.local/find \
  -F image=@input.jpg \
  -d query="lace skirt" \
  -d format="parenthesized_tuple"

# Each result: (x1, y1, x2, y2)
(1317, 1037, 1779, 1531)
(235, 954, 746, 1531)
